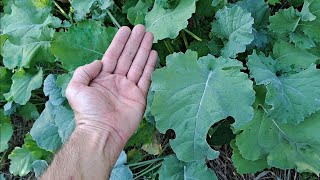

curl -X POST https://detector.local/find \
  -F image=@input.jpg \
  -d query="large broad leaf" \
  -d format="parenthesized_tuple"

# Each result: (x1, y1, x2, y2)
(230, 141, 269, 174)
(71, 0, 113, 20)
(211, 5, 254, 58)
(145, 0, 196, 42)
(272, 40, 319, 69)
(110, 151, 133, 180)
(0, 109, 13, 152)
(158, 156, 217, 180)
(247, 51, 320, 124)
(4, 69, 43, 105)
(151, 51, 255, 162)
(268, 7, 300, 34)
(235, 108, 320, 174)
(30, 102, 75, 151)
(0, 0, 60, 44)
(3, 27, 55, 69)
(51, 20, 117, 71)
(8, 134, 52, 176)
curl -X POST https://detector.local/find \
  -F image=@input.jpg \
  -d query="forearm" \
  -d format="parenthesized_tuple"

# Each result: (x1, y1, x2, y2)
(41, 127, 124, 180)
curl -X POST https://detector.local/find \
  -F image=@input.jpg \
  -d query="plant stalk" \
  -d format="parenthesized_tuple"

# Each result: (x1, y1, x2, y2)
(183, 29, 202, 41)
(54, 1, 71, 22)
(106, 9, 121, 29)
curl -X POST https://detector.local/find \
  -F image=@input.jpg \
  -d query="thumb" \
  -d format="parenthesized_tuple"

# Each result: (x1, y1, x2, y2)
(70, 60, 102, 86)
(66, 60, 102, 98)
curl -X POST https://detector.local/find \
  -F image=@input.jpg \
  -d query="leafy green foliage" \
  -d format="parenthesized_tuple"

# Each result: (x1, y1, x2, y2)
(211, 5, 254, 58)
(0, 67, 12, 101)
(51, 20, 117, 70)
(145, 0, 196, 42)
(158, 156, 217, 179)
(1, 0, 320, 178)
(18, 102, 39, 121)
(0, 109, 13, 152)
(247, 51, 320, 124)
(2, 27, 55, 69)
(30, 101, 75, 151)
(151, 50, 255, 162)
(4, 69, 44, 105)
(8, 134, 52, 176)
(110, 151, 133, 180)
(235, 109, 320, 174)
(71, 0, 113, 20)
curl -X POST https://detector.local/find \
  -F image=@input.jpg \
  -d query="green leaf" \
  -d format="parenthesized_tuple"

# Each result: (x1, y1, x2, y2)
(18, 102, 39, 121)
(0, 66, 12, 101)
(299, 0, 320, 43)
(211, 5, 254, 58)
(236, 0, 270, 29)
(30, 101, 75, 151)
(300, 0, 316, 21)
(3, 27, 55, 70)
(4, 69, 43, 105)
(211, 0, 222, 6)
(188, 40, 210, 57)
(158, 156, 217, 180)
(268, 7, 300, 34)
(151, 51, 255, 162)
(289, 32, 316, 49)
(1, 0, 60, 44)
(273, 40, 319, 69)
(0, 109, 13, 152)
(31, 160, 48, 178)
(268, 0, 280, 5)
(8, 134, 52, 176)
(247, 51, 320, 124)
(51, 20, 117, 70)
(110, 151, 133, 180)
(236, 0, 270, 48)
(44, 74, 65, 105)
(71, 0, 113, 20)
(126, 120, 155, 147)
(56, 73, 73, 97)
(127, 0, 153, 25)
(145, 0, 196, 42)
(235, 108, 320, 174)
(230, 140, 269, 174)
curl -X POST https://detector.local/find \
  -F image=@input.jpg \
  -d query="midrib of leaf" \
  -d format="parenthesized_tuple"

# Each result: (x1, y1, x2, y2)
(75, 44, 104, 55)
(193, 71, 213, 158)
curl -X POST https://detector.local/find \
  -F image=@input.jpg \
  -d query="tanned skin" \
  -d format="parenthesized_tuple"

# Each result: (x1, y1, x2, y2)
(41, 25, 158, 180)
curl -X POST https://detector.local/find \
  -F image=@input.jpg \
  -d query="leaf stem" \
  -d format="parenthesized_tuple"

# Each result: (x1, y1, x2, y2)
(133, 163, 162, 179)
(106, 9, 121, 29)
(164, 40, 174, 54)
(128, 157, 164, 167)
(181, 30, 188, 48)
(54, 1, 71, 22)
(183, 29, 202, 41)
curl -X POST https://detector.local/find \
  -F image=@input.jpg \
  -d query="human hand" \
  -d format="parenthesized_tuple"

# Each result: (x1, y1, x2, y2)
(66, 25, 157, 149)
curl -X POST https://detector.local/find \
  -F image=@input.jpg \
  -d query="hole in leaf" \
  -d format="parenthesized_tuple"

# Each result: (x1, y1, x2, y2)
(207, 117, 235, 147)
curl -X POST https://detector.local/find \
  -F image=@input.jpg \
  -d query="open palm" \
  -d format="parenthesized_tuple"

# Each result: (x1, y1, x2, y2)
(66, 25, 158, 147)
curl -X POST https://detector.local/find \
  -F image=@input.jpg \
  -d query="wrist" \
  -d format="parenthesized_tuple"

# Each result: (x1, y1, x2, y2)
(73, 125, 125, 165)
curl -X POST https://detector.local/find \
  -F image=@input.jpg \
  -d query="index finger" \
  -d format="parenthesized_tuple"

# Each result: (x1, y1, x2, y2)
(101, 26, 131, 73)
